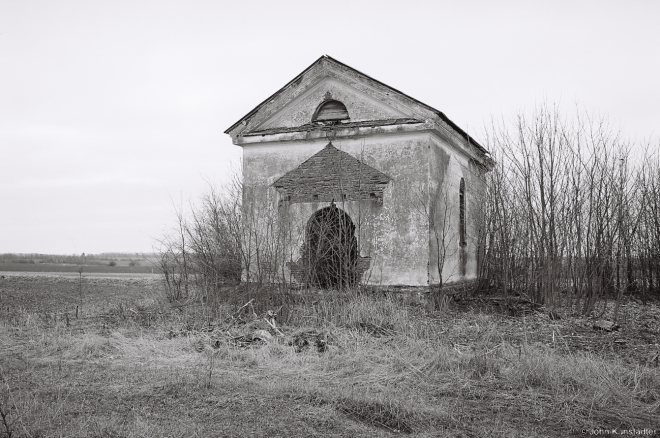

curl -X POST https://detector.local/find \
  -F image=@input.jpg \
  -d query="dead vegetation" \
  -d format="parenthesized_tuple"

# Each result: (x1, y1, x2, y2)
(482, 105, 660, 315)
(1, 275, 659, 437)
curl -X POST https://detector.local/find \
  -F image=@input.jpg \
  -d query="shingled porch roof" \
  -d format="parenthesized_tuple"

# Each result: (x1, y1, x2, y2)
(272, 143, 391, 205)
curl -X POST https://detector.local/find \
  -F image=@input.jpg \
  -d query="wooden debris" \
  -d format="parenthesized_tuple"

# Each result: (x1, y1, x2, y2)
(222, 299, 254, 323)
(266, 309, 277, 326)
(288, 329, 334, 353)
(593, 320, 620, 332)
(253, 329, 273, 341)
(548, 310, 562, 321)
(228, 334, 267, 348)
(264, 309, 284, 336)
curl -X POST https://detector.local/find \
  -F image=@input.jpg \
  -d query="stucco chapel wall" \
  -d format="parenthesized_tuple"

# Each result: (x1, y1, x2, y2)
(427, 135, 485, 284)
(242, 132, 430, 286)
(464, 157, 488, 280)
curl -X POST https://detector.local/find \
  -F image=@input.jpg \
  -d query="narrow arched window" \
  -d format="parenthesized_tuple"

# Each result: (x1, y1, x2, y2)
(312, 100, 349, 123)
(459, 178, 466, 247)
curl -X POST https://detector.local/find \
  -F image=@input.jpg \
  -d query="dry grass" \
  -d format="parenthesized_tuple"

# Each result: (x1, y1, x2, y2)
(0, 276, 659, 437)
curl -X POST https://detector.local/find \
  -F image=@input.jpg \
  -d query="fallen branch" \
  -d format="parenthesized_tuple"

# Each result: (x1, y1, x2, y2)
(223, 299, 255, 323)
(236, 299, 254, 314)
(264, 318, 284, 336)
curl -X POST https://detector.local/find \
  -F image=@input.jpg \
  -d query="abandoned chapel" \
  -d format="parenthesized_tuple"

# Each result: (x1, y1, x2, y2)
(225, 56, 493, 287)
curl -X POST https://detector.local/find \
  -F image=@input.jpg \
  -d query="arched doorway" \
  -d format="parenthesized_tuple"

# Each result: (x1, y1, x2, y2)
(305, 205, 359, 289)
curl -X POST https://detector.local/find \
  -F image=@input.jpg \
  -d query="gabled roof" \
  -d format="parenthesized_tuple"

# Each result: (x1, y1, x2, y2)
(224, 55, 488, 155)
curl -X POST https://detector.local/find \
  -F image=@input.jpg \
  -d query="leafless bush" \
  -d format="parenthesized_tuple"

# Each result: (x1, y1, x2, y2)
(0, 402, 13, 438)
(156, 164, 304, 310)
(482, 103, 660, 314)
(157, 179, 242, 305)
(157, 146, 388, 309)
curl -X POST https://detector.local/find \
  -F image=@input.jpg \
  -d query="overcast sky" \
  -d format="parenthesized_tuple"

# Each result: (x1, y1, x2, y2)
(1, 0, 658, 254)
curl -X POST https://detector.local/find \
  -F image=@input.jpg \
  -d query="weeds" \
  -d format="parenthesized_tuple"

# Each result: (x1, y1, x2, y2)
(0, 402, 13, 438)
(1, 275, 659, 436)
(334, 396, 415, 433)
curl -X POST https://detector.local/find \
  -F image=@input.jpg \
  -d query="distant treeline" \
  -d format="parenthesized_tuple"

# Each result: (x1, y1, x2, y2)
(0, 253, 157, 265)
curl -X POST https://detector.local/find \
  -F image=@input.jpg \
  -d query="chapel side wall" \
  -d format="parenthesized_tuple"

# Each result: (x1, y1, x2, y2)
(427, 137, 452, 284)
(428, 135, 485, 284)
(465, 158, 488, 280)
(241, 133, 430, 286)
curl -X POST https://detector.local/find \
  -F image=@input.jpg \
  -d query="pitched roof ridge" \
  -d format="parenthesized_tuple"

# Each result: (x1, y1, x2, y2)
(225, 55, 488, 155)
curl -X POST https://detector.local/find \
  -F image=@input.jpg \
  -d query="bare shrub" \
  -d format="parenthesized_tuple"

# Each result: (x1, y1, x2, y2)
(157, 153, 386, 312)
(481, 103, 660, 313)
(157, 180, 242, 305)
(0, 401, 14, 438)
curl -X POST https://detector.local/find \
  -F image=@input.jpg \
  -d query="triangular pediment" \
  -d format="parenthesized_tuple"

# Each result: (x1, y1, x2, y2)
(273, 143, 391, 205)
(226, 56, 436, 138)
(225, 55, 492, 166)
(255, 77, 410, 131)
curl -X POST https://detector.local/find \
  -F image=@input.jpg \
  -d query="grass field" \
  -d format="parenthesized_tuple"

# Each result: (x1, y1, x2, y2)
(1, 275, 659, 437)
